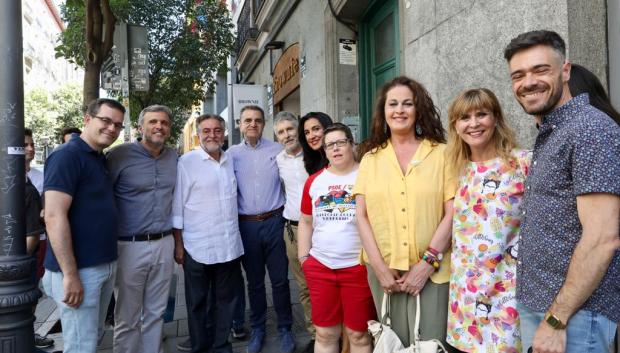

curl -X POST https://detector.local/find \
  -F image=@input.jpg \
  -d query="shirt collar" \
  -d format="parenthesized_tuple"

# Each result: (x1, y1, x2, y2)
(134, 140, 167, 159)
(541, 93, 589, 128)
(72, 135, 101, 155)
(280, 148, 303, 159)
(243, 137, 263, 149)
(197, 146, 227, 163)
(385, 138, 436, 173)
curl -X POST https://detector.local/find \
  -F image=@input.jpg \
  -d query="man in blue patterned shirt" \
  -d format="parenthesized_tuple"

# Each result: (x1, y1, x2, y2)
(504, 30, 620, 353)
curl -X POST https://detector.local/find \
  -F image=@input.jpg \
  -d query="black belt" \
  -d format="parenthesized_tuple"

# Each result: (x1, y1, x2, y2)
(118, 230, 172, 242)
(284, 219, 299, 227)
(239, 206, 284, 222)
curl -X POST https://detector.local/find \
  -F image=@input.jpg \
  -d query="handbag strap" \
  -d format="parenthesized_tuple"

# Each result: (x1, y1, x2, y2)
(414, 294, 421, 341)
(381, 293, 391, 326)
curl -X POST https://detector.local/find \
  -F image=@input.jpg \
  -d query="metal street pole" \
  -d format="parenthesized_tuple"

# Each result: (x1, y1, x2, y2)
(119, 22, 131, 142)
(0, 1, 41, 352)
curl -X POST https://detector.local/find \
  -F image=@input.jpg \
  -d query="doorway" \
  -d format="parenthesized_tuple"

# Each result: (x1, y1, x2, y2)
(358, 0, 400, 138)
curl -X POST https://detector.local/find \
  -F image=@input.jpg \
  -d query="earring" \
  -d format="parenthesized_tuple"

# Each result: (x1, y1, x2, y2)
(415, 122, 423, 136)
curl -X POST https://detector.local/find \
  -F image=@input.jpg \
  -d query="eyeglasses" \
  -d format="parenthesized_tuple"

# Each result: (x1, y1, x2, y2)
(92, 115, 124, 130)
(324, 138, 350, 150)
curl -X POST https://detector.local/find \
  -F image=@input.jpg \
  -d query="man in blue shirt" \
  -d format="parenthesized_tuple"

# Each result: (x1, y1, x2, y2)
(42, 98, 125, 353)
(228, 106, 295, 353)
(505, 30, 620, 353)
(107, 105, 177, 353)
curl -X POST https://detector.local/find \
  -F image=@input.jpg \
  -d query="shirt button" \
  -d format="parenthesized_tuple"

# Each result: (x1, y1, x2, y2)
(518, 260, 523, 265)
(401, 192, 405, 195)
(526, 186, 530, 190)
(552, 124, 557, 129)
(522, 210, 526, 216)
(401, 208, 406, 212)
(403, 242, 408, 246)
(402, 225, 406, 229)
(533, 161, 537, 166)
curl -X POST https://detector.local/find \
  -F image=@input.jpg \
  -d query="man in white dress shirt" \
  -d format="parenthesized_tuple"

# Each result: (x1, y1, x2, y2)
(172, 114, 244, 353)
(273, 112, 315, 353)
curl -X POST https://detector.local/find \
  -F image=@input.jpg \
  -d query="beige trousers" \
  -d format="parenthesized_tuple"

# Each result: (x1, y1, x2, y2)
(284, 223, 316, 337)
(113, 236, 175, 353)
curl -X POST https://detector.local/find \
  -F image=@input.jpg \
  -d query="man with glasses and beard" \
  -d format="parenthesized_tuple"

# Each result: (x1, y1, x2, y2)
(172, 114, 244, 353)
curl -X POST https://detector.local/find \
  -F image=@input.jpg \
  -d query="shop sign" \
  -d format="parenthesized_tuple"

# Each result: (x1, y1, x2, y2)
(273, 43, 300, 104)
(232, 84, 266, 127)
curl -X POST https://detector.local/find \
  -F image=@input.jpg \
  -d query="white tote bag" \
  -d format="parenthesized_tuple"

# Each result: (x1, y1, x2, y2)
(368, 294, 406, 353)
(368, 294, 447, 353)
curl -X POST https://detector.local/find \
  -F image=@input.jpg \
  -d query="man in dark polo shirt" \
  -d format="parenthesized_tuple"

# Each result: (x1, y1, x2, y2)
(42, 98, 125, 353)
(106, 105, 177, 353)
(505, 30, 620, 353)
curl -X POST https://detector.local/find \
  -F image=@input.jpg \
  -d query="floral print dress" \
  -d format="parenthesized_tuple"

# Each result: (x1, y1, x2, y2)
(447, 149, 530, 353)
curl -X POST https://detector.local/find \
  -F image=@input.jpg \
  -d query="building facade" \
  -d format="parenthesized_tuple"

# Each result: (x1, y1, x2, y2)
(230, 0, 618, 147)
(22, 0, 83, 91)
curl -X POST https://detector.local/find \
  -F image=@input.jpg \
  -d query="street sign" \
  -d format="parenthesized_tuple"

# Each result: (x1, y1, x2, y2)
(100, 23, 149, 93)
(128, 25, 149, 91)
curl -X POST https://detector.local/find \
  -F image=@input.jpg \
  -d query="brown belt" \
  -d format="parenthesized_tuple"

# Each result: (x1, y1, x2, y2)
(239, 206, 284, 222)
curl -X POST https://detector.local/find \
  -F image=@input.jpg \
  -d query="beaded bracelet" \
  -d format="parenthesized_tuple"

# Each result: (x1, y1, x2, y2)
(422, 253, 440, 270)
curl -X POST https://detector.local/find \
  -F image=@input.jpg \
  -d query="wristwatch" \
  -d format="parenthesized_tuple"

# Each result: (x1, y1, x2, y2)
(544, 311, 566, 330)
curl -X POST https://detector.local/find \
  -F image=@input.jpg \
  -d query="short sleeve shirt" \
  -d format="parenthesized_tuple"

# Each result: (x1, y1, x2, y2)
(517, 94, 620, 323)
(353, 139, 456, 283)
(43, 137, 119, 271)
(300, 168, 360, 269)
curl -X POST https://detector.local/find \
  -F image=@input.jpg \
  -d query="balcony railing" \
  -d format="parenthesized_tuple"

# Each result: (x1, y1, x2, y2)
(234, 1, 259, 58)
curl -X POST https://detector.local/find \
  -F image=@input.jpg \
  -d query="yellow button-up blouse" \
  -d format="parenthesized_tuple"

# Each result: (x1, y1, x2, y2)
(353, 139, 456, 283)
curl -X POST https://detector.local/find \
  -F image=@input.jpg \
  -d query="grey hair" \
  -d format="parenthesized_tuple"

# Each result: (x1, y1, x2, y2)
(195, 114, 226, 134)
(138, 105, 173, 126)
(273, 111, 298, 133)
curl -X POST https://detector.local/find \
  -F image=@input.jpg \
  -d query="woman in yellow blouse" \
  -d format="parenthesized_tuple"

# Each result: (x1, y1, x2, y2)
(354, 76, 456, 351)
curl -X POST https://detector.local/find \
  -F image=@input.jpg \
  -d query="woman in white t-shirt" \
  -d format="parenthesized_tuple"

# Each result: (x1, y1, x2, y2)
(298, 123, 375, 353)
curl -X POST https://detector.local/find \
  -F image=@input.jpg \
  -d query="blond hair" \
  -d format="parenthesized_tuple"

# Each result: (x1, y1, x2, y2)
(446, 88, 518, 176)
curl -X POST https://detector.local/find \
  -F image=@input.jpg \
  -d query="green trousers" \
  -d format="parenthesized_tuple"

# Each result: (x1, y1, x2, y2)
(366, 266, 458, 353)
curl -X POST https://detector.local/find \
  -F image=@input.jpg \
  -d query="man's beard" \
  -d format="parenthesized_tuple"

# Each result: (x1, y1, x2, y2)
(519, 77, 564, 116)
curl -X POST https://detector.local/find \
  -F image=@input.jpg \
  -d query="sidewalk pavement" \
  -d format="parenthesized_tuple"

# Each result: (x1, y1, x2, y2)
(35, 265, 312, 353)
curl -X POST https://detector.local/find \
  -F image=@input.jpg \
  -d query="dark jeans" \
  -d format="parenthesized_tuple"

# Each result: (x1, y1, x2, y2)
(239, 214, 292, 330)
(232, 272, 246, 328)
(183, 251, 243, 353)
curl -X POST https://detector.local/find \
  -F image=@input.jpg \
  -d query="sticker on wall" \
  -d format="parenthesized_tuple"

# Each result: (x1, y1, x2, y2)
(300, 55, 307, 79)
(339, 39, 357, 66)
(342, 115, 360, 142)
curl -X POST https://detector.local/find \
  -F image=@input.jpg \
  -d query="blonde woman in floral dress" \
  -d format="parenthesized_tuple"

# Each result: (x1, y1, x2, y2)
(446, 88, 530, 353)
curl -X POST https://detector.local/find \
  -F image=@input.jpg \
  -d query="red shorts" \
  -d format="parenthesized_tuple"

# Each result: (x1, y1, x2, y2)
(302, 256, 376, 332)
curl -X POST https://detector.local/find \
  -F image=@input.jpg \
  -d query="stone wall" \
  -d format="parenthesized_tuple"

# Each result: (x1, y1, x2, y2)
(400, 0, 607, 148)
